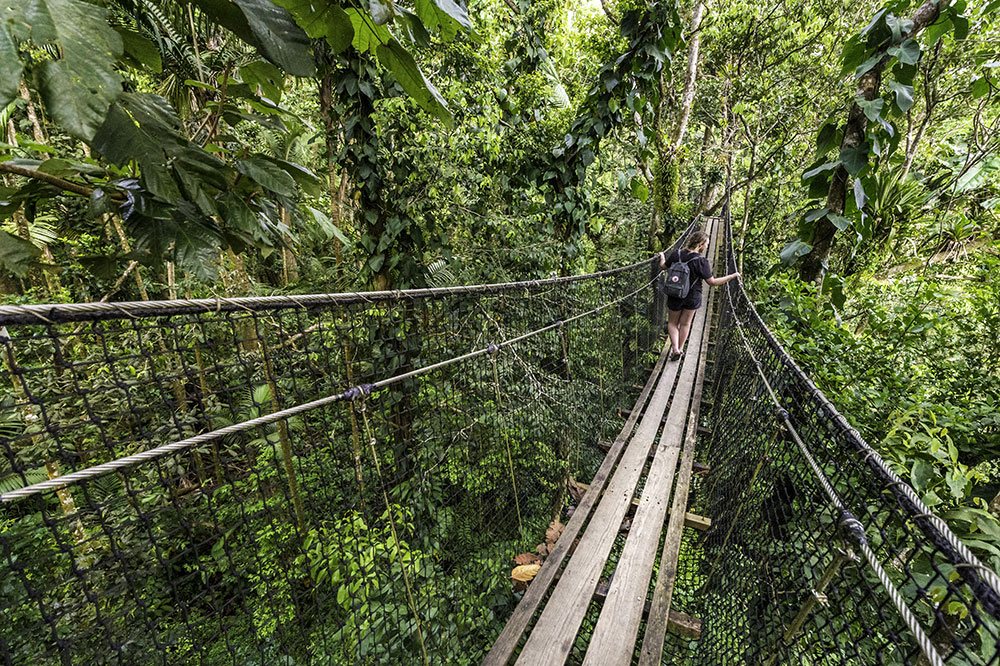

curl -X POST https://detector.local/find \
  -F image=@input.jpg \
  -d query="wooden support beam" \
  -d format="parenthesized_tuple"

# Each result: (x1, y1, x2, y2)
(591, 580, 702, 640)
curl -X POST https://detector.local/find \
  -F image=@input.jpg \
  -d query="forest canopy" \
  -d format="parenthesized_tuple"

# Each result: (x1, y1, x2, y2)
(1, 0, 1000, 628)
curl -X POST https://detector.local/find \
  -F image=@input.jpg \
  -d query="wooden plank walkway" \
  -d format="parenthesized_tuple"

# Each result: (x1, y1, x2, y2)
(483, 217, 722, 666)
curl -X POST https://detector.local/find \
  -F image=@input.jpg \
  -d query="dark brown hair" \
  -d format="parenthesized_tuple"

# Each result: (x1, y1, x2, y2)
(683, 230, 709, 252)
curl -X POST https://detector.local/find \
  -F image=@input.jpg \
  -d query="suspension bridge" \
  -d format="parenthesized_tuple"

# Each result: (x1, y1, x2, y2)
(0, 205, 997, 665)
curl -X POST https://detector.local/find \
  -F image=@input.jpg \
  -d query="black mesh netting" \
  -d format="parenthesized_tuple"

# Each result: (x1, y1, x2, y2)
(664, 207, 1000, 666)
(0, 227, 693, 666)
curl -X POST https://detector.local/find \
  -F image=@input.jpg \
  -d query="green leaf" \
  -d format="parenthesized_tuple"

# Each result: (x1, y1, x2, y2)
(910, 458, 933, 491)
(855, 53, 883, 79)
(265, 157, 321, 197)
(839, 144, 869, 176)
(887, 81, 914, 113)
(822, 271, 846, 309)
(828, 213, 852, 231)
(0, 230, 40, 277)
(840, 36, 867, 78)
(856, 97, 884, 122)
(972, 76, 989, 99)
(887, 39, 920, 66)
(370, 0, 393, 24)
(630, 176, 648, 202)
(802, 161, 838, 181)
(816, 122, 840, 158)
(924, 16, 952, 47)
(274, 0, 354, 53)
(780, 239, 813, 266)
(805, 207, 830, 223)
(853, 178, 868, 210)
(240, 60, 285, 102)
(375, 40, 452, 127)
(115, 28, 162, 73)
(3, 0, 124, 140)
(347, 8, 392, 54)
(950, 10, 969, 41)
(237, 157, 297, 196)
(415, 0, 471, 36)
(195, 0, 315, 77)
(0, 28, 23, 108)
(93, 93, 230, 204)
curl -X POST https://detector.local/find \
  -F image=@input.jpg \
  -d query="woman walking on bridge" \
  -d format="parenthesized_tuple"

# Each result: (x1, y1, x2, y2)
(660, 231, 739, 361)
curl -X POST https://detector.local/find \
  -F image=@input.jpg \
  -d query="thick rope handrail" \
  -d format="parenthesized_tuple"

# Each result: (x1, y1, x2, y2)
(0, 224, 696, 326)
(725, 284, 945, 666)
(0, 276, 658, 503)
(719, 199, 1000, 610)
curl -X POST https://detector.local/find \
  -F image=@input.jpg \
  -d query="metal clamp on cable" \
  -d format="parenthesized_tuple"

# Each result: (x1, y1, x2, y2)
(487, 343, 499, 356)
(775, 407, 790, 423)
(344, 383, 374, 402)
(838, 510, 868, 547)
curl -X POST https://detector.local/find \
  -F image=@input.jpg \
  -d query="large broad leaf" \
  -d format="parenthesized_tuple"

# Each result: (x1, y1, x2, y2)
(375, 40, 453, 127)
(887, 80, 914, 113)
(839, 144, 869, 176)
(274, 0, 354, 53)
(815, 122, 840, 158)
(347, 8, 392, 54)
(414, 0, 470, 39)
(93, 93, 231, 207)
(780, 239, 813, 266)
(2, 0, 123, 140)
(115, 28, 162, 73)
(887, 39, 920, 65)
(856, 97, 884, 123)
(0, 230, 40, 277)
(0, 28, 22, 109)
(236, 157, 297, 197)
(193, 0, 314, 77)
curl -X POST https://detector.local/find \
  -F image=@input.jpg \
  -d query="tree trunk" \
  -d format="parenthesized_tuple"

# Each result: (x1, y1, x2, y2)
(671, 0, 707, 151)
(800, 0, 940, 284)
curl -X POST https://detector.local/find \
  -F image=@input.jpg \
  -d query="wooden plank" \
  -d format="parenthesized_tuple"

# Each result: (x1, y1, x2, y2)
(573, 482, 711, 532)
(482, 341, 674, 666)
(638, 217, 722, 666)
(621, 408, 668, 426)
(580, 217, 718, 666)
(512, 338, 686, 665)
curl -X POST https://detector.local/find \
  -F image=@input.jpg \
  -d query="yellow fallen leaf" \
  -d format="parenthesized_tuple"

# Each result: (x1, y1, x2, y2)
(511, 564, 541, 583)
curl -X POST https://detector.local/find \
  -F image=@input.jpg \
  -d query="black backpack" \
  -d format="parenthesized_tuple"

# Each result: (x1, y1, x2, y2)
(664, 252, 694, 299)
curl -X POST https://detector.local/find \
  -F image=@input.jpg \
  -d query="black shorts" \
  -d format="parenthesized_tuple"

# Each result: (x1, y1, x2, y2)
(667, 293, 702, 311)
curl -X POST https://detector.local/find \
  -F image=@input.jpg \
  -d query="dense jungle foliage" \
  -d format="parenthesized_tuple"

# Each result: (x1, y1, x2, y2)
(1, 0, 999, 662)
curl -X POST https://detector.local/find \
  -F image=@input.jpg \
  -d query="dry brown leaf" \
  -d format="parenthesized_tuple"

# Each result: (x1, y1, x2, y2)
(567, 478, 586, 503)
(545, 518, 564, 545)
(511, 564, 541, 583)
(535, 543, 548, 557)
(514, 552, 541, 566)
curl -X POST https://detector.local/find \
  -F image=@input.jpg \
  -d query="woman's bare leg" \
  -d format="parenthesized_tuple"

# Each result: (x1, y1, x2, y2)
(677, 309, 697, 352)
(667, 309, 683, 355)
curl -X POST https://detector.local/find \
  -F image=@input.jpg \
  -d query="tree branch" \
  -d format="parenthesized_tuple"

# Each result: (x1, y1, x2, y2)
(0, 163, 124, 202)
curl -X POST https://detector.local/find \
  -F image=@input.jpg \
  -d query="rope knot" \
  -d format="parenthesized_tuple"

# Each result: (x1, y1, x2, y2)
(838, 510, 867, 547)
